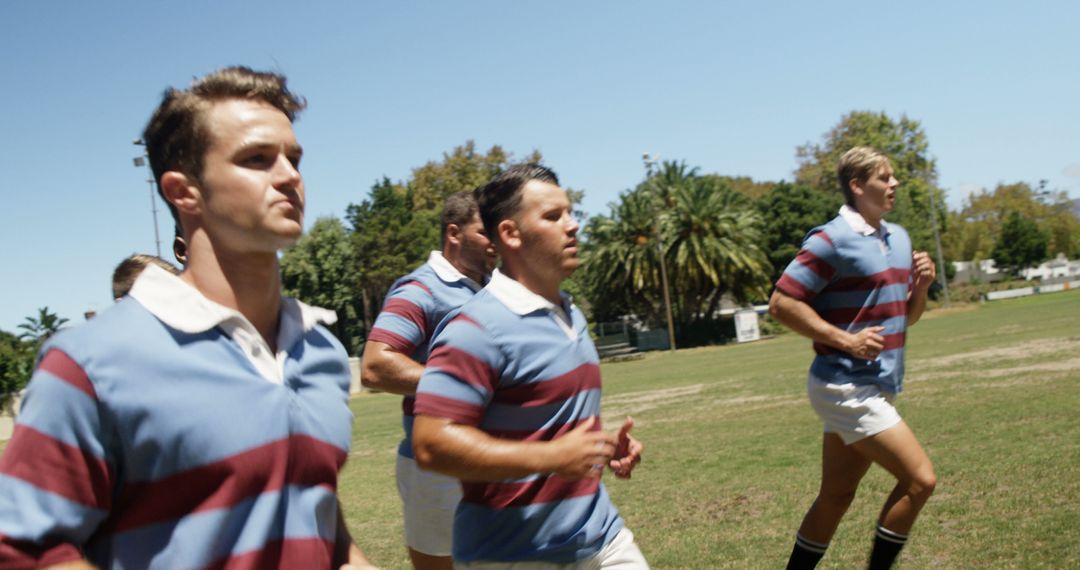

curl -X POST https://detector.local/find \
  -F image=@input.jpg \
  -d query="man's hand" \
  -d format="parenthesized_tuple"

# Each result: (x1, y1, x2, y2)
(608, 416, 643, 479)
(912, 251, 936, 291)
(844, 326, 885, 360)
(550, 417, 616, 479)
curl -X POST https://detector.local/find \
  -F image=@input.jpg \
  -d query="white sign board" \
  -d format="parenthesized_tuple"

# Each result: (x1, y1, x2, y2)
(735, 309, 760, 343)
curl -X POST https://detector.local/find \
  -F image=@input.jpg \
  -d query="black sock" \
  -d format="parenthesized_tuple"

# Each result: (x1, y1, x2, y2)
(787, 533, 829, 570)
(868, 525, 908, 569)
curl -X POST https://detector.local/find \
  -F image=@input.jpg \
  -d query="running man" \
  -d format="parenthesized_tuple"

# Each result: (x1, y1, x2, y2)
(361, 190, 496, 570)
(0, 67, 377, 569)
(412, 164, 648, 569)
(769, 146, 937, 569)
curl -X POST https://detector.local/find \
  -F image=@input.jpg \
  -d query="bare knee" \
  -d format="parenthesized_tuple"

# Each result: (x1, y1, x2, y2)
(905, 466, 937, 501)
(817, 487, 859, 511)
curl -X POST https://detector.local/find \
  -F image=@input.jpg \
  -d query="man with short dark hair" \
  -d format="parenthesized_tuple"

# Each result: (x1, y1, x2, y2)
(0, 67, 377, 569)
(412, 164, 648, 569)
(361, 190, 495, 570)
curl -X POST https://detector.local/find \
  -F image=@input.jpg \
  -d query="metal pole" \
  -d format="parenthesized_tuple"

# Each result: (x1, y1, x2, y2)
(133, 140, 162, 258)
(644, 154, 677, 351)
(146, 173, 162, 258)
(923, 161, 950, 306)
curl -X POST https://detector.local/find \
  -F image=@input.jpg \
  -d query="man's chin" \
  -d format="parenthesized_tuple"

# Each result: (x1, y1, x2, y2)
(561, 259, 581, 278)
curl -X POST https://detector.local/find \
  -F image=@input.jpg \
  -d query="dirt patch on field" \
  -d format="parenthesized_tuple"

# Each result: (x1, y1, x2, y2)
(915, 338, 1080, 369)
(602, 384, 705, 420)
(909, 351, 1080, 386)
(604, 384, 805, 424)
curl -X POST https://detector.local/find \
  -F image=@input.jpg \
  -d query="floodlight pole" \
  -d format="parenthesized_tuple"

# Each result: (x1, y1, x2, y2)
(132, 139, 162, 258)
(643, 153, 677, 352)
(924, 160, 951, 306)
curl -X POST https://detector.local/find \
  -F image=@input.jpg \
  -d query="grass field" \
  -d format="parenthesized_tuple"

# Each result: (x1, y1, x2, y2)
(339, 289, 1080, 569)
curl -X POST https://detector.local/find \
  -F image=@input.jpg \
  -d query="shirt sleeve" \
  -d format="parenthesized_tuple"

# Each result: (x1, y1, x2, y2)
(0, 347, 113, 567)
(775, 229, 840, 302)
(367, 279, 435, 354)
(413, 311, 502, 427)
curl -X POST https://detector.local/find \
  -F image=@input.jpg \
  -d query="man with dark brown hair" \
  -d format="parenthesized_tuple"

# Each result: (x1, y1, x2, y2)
(362, 190, 495, 570)
(0, 67, 378, 569)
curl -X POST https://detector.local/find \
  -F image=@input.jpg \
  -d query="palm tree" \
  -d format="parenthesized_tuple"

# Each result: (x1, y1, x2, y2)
(17, 307, 69, 343)
(582, 161, 771, 337)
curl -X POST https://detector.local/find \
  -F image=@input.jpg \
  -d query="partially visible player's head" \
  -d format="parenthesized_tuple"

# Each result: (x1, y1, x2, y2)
(441, 191, 496, 279)
(476, 163, 579, 280)
(142, 66, 307, 228)
(837, 146, 891, 206)
(112, 253, 180, 299)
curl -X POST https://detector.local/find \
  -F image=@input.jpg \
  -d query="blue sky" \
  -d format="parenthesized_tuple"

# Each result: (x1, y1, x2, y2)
(1, 1, 1077, 332)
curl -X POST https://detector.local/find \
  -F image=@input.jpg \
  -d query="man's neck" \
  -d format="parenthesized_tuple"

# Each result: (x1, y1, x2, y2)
(442, 246, 485, 284)
(181, 235, 283, 351)
(851, 203, 883, 231)
(500, 262, 562, 306)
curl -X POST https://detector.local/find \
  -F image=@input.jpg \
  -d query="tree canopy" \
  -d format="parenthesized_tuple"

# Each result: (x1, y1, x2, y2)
(581, 161, 771, 342)
(795, 110, 948, 254)
(991, 211, 1049, 276)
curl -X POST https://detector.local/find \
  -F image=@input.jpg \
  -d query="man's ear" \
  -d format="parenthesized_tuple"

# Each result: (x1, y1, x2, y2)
(497, 219, 521, 251)
(445, 223, 463, 247)
(848, 177, 864, 200)
(161, 171, 202, 216)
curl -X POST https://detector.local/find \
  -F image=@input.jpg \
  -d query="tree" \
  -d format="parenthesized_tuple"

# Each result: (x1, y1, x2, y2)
(0, 329, 34, 405)
(17, 307, 68, 343)
(795, 111, 948, 254)
(281, 217, 364, 355)
(992, 211, 1048, 276)
(582, 161, 771, 341)
(756, 181, 842, 282)
(347, 178, 439, 336)
(944, 181, 1080, 262)
(407, 141, 541, 211)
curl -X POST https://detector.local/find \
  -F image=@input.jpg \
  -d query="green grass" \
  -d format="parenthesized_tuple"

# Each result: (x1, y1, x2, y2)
(340, 289, 1080, 569)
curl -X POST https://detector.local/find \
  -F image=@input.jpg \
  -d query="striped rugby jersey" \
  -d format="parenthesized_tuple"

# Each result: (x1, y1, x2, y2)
(0, 269, 354, 569)
(367, 251, 482, 459)
(775, 206, 913, 393)
(414, 270, 623, 564)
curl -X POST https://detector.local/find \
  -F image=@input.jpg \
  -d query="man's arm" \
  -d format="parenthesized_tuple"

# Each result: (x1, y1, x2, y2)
(0, 348, 112, 568)
(769, 289, 886, 361)
(413, 415, 616, 481)
(906, 251, 936, 327)
(362, 279, 433, 394)
(359, 341, 424, 395)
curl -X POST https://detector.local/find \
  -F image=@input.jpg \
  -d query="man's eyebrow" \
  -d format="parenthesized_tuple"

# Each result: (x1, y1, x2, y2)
(234, 140, 303, 156)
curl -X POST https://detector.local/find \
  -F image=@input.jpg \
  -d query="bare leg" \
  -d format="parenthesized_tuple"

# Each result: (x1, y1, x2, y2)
(850, 420, 936, 534)
(797, 432, 873, 544)
(408, 548, 454, 570)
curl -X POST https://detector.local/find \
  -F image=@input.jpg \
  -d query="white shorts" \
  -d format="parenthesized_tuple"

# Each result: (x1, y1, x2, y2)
(807, 373, 902, 445)
(397, 454, 462, 556)
(454, 528, 649, 570)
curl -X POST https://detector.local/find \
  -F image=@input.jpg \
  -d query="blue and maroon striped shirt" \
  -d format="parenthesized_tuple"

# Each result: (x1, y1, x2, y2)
(0, 271, 354, 569)
(775, 206, 913, 393)
(367, 251, 482, 459)
(414, 270, 623, 564)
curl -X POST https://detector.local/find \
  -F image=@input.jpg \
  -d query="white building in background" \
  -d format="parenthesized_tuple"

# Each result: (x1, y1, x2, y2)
(952, 254, 1080, 284)
(951, 259, 1005, 284)
(1021, 253, 1080, 281)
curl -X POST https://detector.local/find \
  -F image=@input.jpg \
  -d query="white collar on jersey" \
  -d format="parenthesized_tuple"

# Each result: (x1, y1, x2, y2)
(427, 250, 484, 290)
(839, 204, 892, 238)
(484, 269, 576, 339)
(129, 264, 338, 384)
